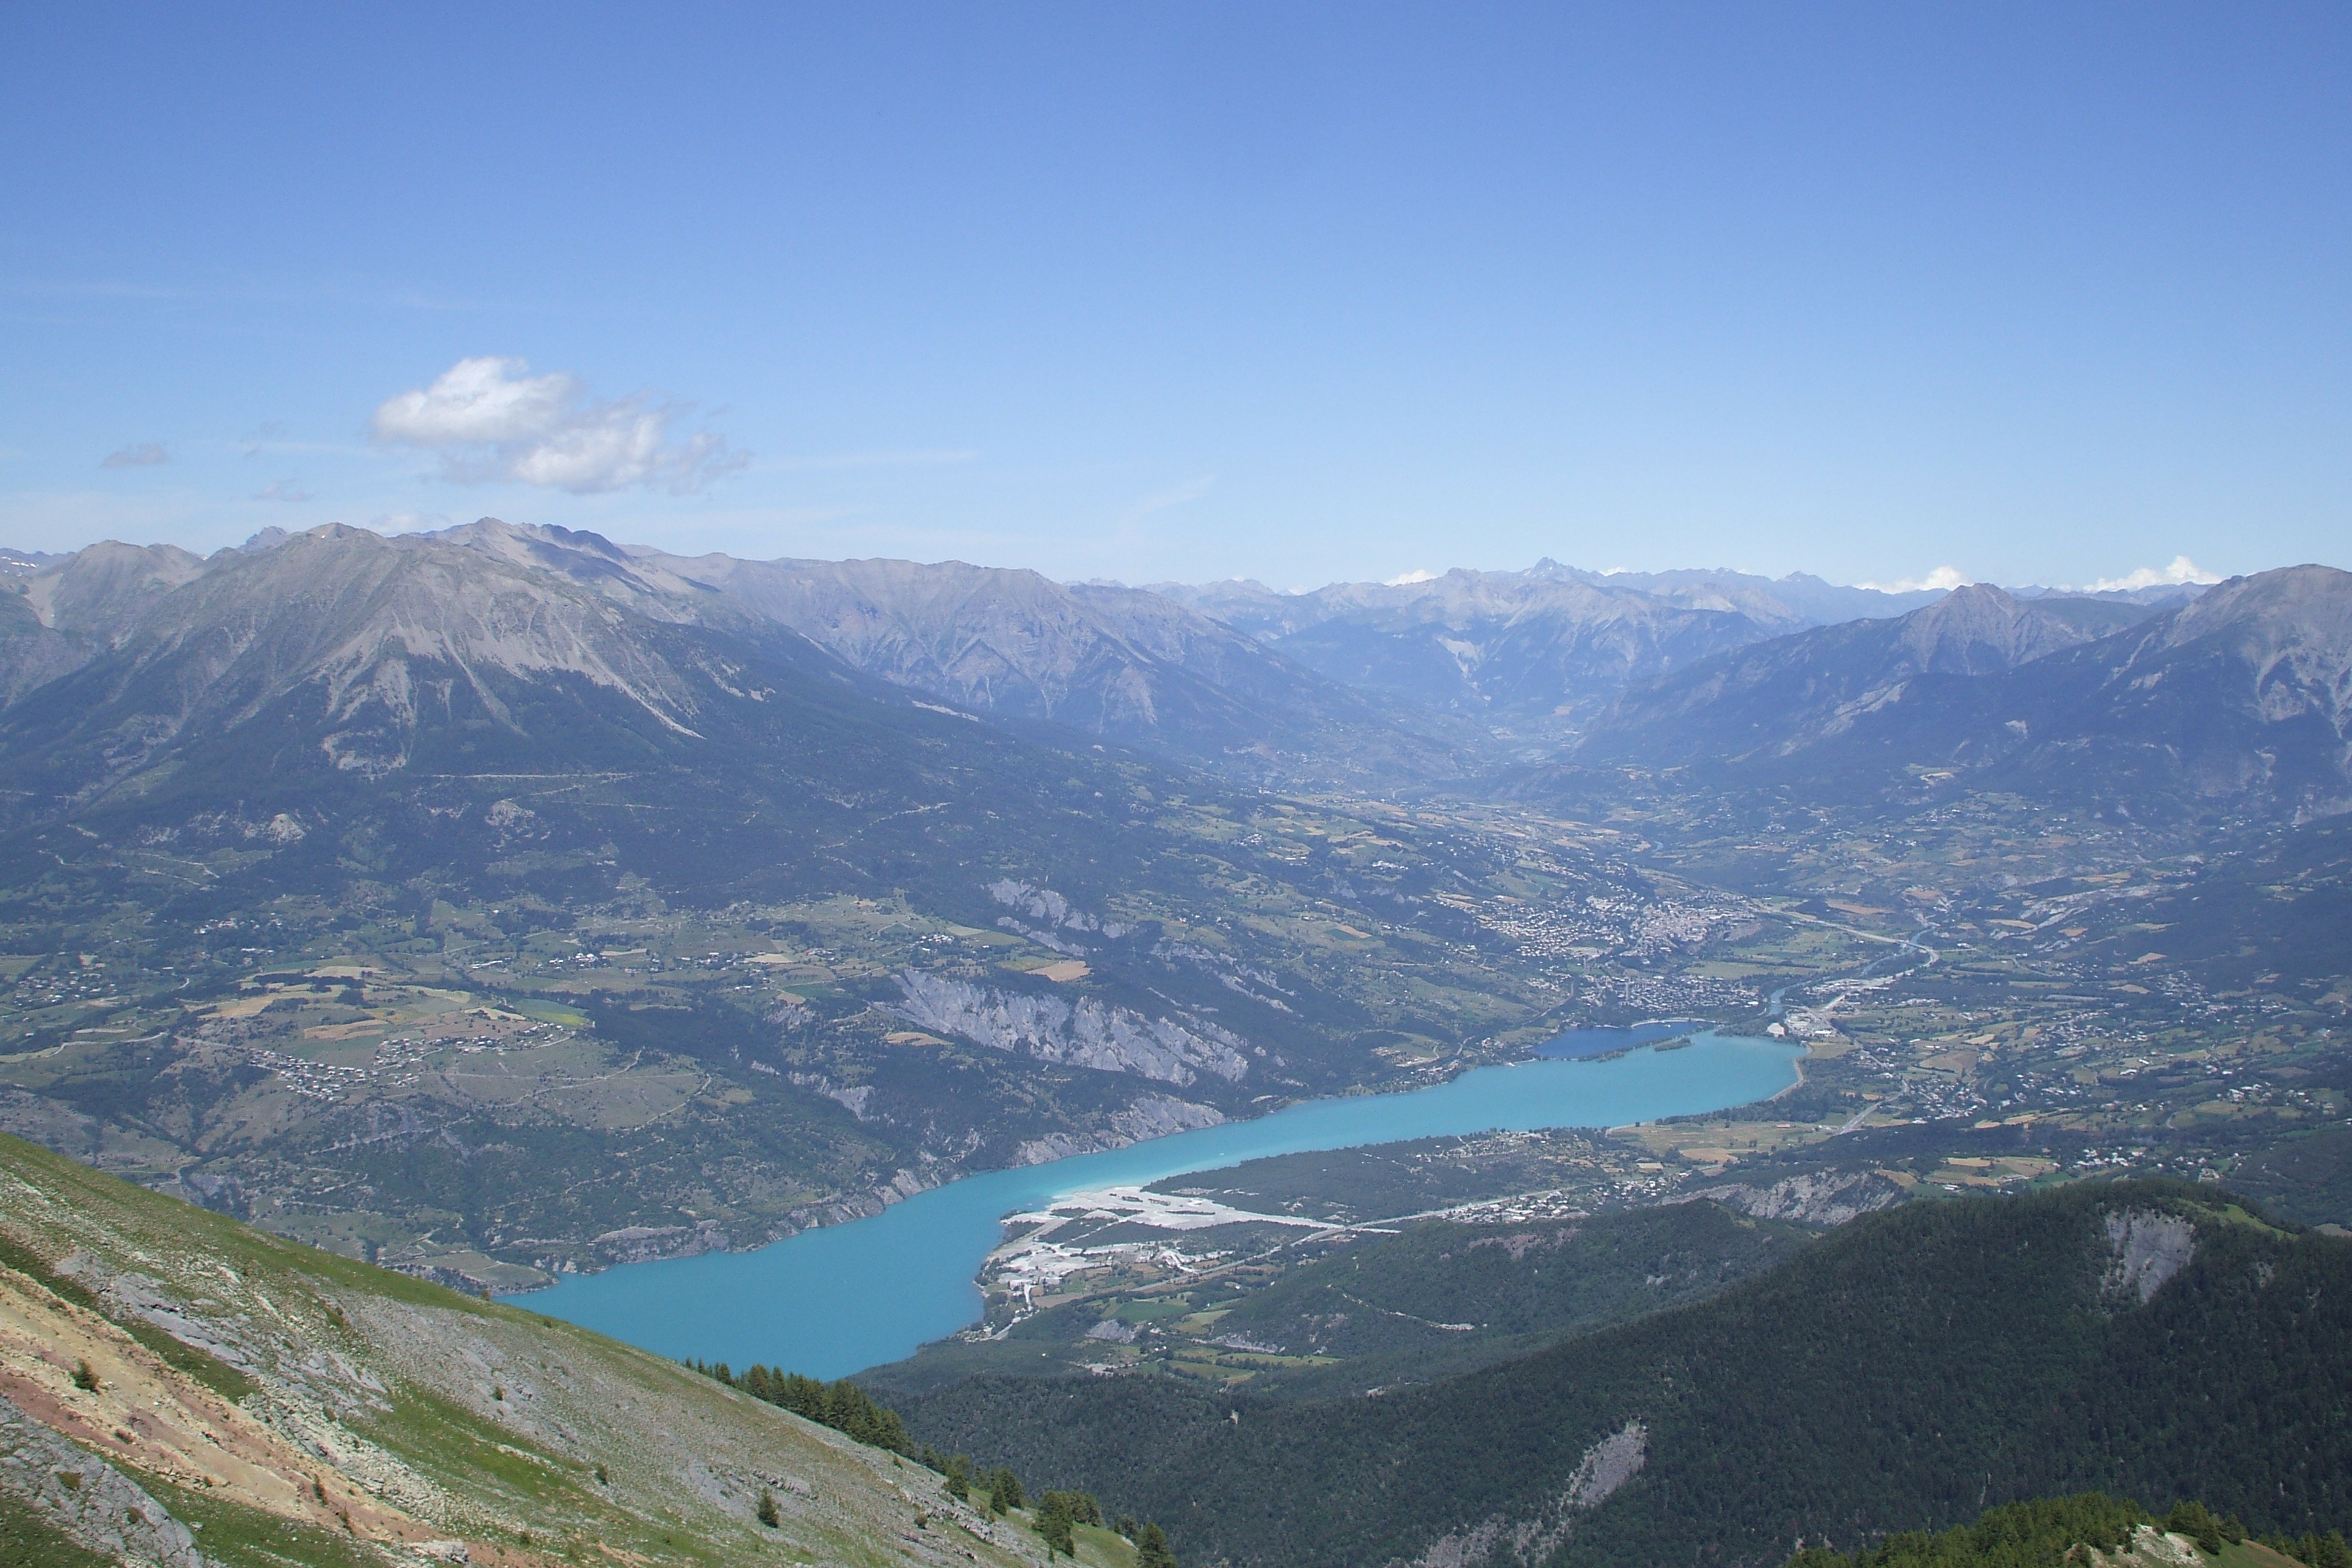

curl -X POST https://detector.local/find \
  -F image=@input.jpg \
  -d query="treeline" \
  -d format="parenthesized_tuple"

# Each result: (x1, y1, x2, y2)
(934, 1461, 1175, 1564)
(894, 1181, 2352, 1568)
(687, 1360, 912, 1453)
(1785, 1493, 2352, 1567)
(686, 1358, 1180, 1564)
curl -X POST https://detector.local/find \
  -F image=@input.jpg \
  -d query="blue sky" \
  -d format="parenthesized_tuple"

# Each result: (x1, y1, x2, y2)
(2, 3, 2346, 590)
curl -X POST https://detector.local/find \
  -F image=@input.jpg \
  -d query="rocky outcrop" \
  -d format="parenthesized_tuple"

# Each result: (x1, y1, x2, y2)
(0, 1391, 204, 1568)
(887, 971, 1249, 1087)
(1011, 1094, 1228, 1165)
(1674, 1171, 1907, 1228)
(2103, 1210, 2196, 1305)
(590, 1219, 731, 1265)
(1407, 1420, 1647, 1568)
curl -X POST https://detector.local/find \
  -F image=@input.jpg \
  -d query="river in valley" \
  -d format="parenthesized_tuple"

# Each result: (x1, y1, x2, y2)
(530, 1028, 1801, 1376)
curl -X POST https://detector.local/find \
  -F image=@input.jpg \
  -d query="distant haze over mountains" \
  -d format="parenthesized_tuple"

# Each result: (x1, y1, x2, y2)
(6, 520, 2338, 820)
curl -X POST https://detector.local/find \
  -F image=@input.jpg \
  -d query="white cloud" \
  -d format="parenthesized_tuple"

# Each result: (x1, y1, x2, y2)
(253, 481, 311, 503)
(101, 442, 169, 468)
(1385, 568, 1438, 586)
(1856, 564, 1964, 594)
(370, 356, 747, 494)
(2080, 555, 2222, 593)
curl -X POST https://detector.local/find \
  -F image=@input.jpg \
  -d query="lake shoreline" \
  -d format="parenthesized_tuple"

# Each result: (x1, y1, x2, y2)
(530, 1029, 1804, 1378)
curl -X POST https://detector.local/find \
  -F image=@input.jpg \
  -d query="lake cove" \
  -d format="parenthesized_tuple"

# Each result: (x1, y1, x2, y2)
(530, 1029, 1801, 1377)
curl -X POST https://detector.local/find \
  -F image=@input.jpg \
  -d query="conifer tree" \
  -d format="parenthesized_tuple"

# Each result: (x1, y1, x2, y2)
(1138, 1520, 1178, 1568)
(1037, 1493, 1077, 1557)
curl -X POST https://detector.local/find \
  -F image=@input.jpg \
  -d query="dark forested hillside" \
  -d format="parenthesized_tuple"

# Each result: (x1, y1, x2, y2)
(860, 1201, 1817, 1402)
(897, 1181, 2352, 1568)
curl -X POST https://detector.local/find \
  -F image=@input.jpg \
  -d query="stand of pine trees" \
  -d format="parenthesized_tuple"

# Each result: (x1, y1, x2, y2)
(687, 1359, 1180, 1565)
(687, 1359, 913, 1453)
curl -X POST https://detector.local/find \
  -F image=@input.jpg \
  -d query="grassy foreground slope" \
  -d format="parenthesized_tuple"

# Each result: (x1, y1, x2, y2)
(900, 1180, 2352, 1568)
(0, 1131, 1093, 1568)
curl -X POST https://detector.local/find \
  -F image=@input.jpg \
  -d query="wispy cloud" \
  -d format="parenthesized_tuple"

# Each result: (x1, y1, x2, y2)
(100, 442, 169, 469)
(1856, 564, 1965, 593)
(253, 480, 311, 503)
(371, 356, 747, 494)
(1118, 474, 1215, 527)
(2080, 555, 2221, 593)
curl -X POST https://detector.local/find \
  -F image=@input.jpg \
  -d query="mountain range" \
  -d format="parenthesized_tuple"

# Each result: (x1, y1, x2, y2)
(1572, 566, 2352, 819)
(16, 528, 2305, 806)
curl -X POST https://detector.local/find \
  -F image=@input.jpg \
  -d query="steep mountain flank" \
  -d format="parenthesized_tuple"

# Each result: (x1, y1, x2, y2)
(0, 1129, 1058, 1568)
(1576, 584, 2155, 768)
(627, 548, 1479, 787)
(0, 523, 1163, 898)
(0, 540, 211, 705)
(897, 1181, 2352, 1568)
(1574, 566, 2351, 818)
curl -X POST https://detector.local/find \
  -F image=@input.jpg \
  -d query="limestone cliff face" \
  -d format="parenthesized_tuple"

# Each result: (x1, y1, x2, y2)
(886, 970, 1250, 1087)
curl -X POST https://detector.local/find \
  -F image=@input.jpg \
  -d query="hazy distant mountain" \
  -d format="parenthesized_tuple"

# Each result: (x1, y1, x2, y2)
(1146, 563, 1966, 741)
(1153, 569, 1769, 734)
(613, 542, 1484, 787)
(1576, 584, 2157, 767)
(0, 545, 68, 577)
(2012, 580, 2214, 607)
(1540, 561, 1949, 623)
(0, 539, 210, 703)
(1574, 566, 2352, 818)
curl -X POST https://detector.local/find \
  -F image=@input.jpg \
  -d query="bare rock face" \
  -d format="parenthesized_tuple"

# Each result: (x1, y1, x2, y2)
(1011, 1094, 1227, 1165)
(2103, 1209, 2197, 1305)
(1678, 1171, 1907, 1228)
(1408, 1420, 1647, 1568)
(886, 970, 1250, 1087)
(0, 1391, 205, 1568)
(2077, 1524, 2207, 1567)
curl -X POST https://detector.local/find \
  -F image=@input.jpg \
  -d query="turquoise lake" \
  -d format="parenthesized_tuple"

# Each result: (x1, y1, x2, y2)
(530, 1029, 1801, 1376)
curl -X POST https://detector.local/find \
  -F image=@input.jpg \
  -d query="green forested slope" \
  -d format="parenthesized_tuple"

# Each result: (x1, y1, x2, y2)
(899, 1181, 2352, 1568)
